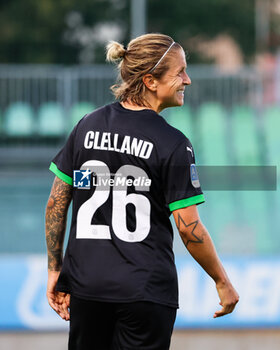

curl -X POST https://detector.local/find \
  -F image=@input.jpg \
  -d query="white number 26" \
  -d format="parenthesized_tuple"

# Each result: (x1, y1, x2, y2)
(76, 160, 151, 242)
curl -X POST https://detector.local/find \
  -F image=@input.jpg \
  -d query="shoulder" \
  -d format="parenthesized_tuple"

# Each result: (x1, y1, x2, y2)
(83, 104, 110, 119)
(74, 103, 113, 130)
(161, 118, 187, 142)
(152, 115, 192, 154)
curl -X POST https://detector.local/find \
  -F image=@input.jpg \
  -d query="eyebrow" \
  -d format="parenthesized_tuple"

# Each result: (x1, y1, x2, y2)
(177, 65, 187, 73)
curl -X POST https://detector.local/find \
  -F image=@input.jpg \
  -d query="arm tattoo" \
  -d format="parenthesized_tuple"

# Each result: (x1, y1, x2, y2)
(177, 213, 204, 248)
(45, 177, 72, 271)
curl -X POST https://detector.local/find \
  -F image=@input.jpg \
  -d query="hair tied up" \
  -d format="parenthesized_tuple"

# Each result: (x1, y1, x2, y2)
(106, 41, 127, 62)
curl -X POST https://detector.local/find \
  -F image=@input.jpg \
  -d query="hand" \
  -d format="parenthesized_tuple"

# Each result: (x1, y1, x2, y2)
(47, 270, 70, 321)
(214, 279, 239, 318)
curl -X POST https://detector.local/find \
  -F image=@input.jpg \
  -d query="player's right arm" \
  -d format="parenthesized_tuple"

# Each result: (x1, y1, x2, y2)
(173, 204, 239, 318)
(45, 176, 73, 320)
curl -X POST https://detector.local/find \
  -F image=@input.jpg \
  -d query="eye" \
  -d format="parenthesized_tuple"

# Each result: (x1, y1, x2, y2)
(178, 67, 186, 76)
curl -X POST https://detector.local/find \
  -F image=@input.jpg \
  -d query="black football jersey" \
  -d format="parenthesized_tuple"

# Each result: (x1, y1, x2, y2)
(49, 102, 204, 308)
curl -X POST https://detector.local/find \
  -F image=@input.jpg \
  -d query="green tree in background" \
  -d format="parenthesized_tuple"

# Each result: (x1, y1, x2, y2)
(149, 0, 255, 64)
(0, 0, 129, 64)
(0, 0, 279, 64)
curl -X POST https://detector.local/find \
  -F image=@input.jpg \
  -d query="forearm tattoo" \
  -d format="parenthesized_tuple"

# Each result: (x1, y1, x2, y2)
(45, 177, 72, 271)
(177, 213, 204, 248)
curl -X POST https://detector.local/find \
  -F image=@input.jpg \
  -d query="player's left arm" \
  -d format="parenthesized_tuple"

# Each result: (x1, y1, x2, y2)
(45, 176, 72, 320)
(173, 204, 239, 318)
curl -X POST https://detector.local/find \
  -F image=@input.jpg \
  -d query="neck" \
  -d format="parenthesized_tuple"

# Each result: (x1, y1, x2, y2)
(121, 94, 163, 114)
(120, 101, 150, 111)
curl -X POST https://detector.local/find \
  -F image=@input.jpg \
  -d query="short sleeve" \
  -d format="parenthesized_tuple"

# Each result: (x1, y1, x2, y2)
(49, 126, 78, 185)
(162, 138, 205, 212)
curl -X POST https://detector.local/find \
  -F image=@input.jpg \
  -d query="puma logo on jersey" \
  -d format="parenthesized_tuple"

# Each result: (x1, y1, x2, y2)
(187, 146, 193, 157)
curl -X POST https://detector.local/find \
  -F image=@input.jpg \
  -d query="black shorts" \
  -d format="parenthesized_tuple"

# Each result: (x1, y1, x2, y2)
(68, 295, 177, 350)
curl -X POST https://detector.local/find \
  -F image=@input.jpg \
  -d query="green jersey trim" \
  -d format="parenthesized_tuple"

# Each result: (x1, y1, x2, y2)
(169, 194, 205, 212)
(49, 162, 73, 186)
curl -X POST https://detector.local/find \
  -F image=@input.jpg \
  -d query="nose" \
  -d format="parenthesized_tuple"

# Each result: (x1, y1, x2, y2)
(183, 72, 191, 85)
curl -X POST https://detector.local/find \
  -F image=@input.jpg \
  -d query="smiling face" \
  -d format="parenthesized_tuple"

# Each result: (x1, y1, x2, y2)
(154, 48, 191, 112)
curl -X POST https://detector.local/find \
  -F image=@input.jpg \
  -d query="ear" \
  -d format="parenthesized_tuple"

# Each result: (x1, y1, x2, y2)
(142, 74, 158, 92)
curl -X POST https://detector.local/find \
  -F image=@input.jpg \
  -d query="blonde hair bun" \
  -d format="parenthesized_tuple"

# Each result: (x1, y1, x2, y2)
(106, 41, 126, 62)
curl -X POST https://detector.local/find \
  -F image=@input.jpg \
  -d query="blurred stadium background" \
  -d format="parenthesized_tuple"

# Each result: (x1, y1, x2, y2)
(0, 0, 280, 349)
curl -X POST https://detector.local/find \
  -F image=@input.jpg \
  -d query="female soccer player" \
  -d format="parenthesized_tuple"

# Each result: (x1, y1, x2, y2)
(45, 33, 239, 350)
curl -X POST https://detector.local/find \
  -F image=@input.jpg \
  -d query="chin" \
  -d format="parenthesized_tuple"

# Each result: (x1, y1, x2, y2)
(164, 99, 184, 109)
(176, 99, 184, 107)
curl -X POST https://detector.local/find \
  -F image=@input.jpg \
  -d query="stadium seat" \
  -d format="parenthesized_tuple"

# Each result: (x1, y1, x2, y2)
(37, 102, 65, 136)
(195, 103, 235, 248)
(240, 191, 270, 254)
(0, 109, 2, 134)
(230, 106, 269, 253)
(69, 102, 95, 130)
(262, 105, 280, 251)
(196, 102, 228, 165)
(165, 105, 193, 138)
(198, 191, 237, 251)
(263, 105, 280, 165)
(230, 105, 260, 165)
(4, 102, 35, 136)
